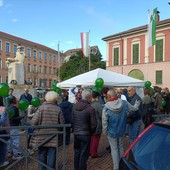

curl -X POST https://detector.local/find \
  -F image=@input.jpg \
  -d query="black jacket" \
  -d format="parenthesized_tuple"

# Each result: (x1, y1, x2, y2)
(72, 99, 97, 135)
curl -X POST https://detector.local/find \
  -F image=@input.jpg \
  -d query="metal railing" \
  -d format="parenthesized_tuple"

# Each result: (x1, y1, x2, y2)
(0, 124, 71, 170)
(153, 114, 170, 122)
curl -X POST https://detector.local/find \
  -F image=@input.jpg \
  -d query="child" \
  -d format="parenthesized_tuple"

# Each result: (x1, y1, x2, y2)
(7, 96, 23, 160)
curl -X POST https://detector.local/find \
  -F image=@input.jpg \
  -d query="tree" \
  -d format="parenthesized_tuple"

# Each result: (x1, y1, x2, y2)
(59, 50, 106, 81)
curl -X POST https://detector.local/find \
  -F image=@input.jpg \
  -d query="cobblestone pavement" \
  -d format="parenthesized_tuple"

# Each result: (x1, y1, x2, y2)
(0, 134, 130, 170)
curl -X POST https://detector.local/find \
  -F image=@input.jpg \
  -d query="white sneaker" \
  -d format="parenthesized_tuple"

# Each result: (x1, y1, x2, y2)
(12, 154, 23, 160)
(0, 161, 9, 167)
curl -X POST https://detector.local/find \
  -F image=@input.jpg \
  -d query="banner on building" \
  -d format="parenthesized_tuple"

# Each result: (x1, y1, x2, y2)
(80, 32, 89, 58)
(148, 8, 157, 47)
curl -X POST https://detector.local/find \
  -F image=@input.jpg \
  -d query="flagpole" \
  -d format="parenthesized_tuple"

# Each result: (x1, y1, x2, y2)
(88, 30, 91, 71)
(57, 42, 60, 82)
(147, 8, 157, 81)
(146, 9, 150, 81)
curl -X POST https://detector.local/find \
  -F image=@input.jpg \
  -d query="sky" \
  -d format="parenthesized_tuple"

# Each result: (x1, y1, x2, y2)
(0, 0, 170, 60)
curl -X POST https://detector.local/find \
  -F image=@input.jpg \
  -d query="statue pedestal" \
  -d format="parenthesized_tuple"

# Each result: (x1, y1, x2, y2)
(8, 62, 25, 85)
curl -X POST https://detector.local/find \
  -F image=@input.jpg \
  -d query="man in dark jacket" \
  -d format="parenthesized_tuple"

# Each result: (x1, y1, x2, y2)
(127, 86, 143, 143)
(72, 89, 97, 170)
(59, 95, 73, 145)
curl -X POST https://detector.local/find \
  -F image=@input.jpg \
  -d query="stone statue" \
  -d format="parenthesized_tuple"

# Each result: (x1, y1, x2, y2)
(6, 45, 25, 65)
(6, 45, 25, 85)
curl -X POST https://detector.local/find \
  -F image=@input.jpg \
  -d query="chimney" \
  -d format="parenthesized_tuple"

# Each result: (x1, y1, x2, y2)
(156, 11, 160, 22)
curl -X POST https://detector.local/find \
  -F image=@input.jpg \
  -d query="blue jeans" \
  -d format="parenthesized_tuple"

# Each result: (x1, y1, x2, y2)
(38, 147, 56, 170)
(107, 136, 124, 170)
(129, 119, 142, 143)
(8, 129, 20, 156)
(0, 140, 7, 164)
(66, 127, 71, 145)
(74, 135, 91, 170)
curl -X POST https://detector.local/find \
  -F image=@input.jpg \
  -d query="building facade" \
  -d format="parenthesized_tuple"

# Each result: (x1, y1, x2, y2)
(102, 17, 170, 88)
(64, 46, 100, 62)
(0, 32, 64, 88)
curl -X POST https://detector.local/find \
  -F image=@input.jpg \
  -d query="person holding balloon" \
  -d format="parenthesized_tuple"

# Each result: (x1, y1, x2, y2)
(162, 87, 170, 114)
(90, 91, 103, 158)
(19, 88, 33, 126)
(4, 88, 15, 107)
(0, 96, 10, 168)
(7, 96, 24, 160)
(153, 86, 163, 114)
(27, 97, 41, 148)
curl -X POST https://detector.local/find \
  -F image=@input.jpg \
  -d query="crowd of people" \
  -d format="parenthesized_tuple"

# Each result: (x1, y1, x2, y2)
(0, 85, 170, 169)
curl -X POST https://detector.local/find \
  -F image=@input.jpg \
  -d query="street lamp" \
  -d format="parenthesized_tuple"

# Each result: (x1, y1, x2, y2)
(168, 2, 170, 5)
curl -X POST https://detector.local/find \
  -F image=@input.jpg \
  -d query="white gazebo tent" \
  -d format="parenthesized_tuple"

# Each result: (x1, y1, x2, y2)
(57, 68, 144, 88)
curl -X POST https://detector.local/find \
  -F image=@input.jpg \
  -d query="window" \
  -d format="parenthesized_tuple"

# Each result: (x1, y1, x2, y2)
(6, 42, 10, 53)
(49, 54, 52, 62)
(156, 70, 162, 84)
(27, 48, 31, 58)
(44, 79, 47, 87)
(13, 45, 17, 54)
(44, 53, 47, 61)
(113, 47, 119, 66)
(39, 65, 42, 73)
(34, 64, 37, 73)
(0, 58, 2, 69)
(54, 55, 56, 62)
(39, 51, 42, 60)
(49, 67, 51, 74)
(49, 79, 52, 88)
(132, 43, 139, 64)
(6, 76, 8, 83)
(33, 50, 37, 59)
(28, 63, 31, 72)
(53, 68, 56, 75)
(34, 78, 37, 87)
(44, 66, 47, 74)
(0, 40, 2, 51)
(39, 78, 43, 87)
(112, 43, 120, 66)
(155, 39, 163, 62)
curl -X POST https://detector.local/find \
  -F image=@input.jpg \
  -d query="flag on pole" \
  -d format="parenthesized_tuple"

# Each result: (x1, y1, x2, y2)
(148, 8, 157, 47)
(80, 32, 89, 58)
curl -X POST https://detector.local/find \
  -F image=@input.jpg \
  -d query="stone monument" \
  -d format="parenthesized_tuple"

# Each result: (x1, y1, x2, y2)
(6, 45, 36, 99)
(6, 45, 25, 85)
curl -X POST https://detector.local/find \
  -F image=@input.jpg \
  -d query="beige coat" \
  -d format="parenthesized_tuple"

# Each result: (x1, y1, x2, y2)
(30, 102, 65, 148)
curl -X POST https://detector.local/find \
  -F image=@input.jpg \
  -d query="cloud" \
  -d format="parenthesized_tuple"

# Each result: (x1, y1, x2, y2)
(0, 0, 3, 7)
(84, 5, 114, 29)
(11, 18, 19, 22)
(66, 40, 74, 44)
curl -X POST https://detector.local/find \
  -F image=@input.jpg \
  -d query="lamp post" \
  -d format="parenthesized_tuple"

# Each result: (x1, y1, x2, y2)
(57, 42, 60, 82)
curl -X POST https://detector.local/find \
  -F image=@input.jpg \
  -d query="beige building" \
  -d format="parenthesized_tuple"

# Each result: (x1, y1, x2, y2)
(102, 16, 170, 88)
(64, 46, 100, 62)
(0, 31, 64, 88)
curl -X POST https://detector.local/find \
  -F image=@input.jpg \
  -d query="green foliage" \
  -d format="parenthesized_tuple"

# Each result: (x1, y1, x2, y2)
(59, 50, 106, 81)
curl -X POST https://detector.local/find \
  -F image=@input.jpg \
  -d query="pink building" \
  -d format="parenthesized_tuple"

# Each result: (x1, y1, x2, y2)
(102, 17, 170, 88)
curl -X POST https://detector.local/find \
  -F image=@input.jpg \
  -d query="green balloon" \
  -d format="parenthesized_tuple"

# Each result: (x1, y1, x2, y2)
(149, 87, 154, 93)
(18, 99, 29, 111)
(56, 87, 62, 95)
(8, 107, 15, 119)
(31, 97, 41, 107)
(50, 86, 57, 92)
(52, 81, 57, 88)
(0, 83, 9, 97)
(92, 86, 102, 93)
(144, 81, 151, 88)
(95, 78, 104, 88)
(92, 86, 100, 93)
(162, 100, 166, 107)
